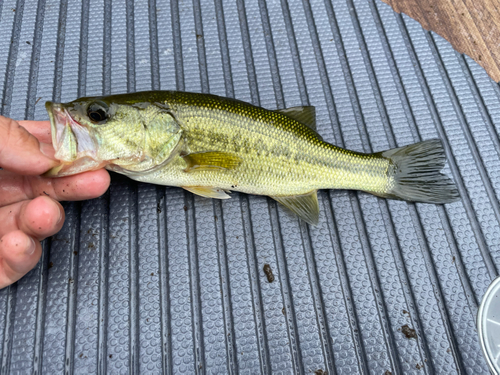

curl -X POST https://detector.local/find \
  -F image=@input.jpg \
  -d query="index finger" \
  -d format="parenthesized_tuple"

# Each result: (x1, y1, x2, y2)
(0, 116, 57, 175)
(17, 120, 52, 144)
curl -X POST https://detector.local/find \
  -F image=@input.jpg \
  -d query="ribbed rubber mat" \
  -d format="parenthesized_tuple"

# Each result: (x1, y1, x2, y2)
(1, 0, 498, 373)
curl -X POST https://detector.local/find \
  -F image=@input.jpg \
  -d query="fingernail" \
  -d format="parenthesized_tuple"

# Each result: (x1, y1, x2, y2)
(39, 142, 55, 159)
(56, 209, 63, 225)
(25, 236, 36, 256)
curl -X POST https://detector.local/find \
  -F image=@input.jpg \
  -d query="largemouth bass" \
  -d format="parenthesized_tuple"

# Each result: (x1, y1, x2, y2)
(45, 91, 459, 224)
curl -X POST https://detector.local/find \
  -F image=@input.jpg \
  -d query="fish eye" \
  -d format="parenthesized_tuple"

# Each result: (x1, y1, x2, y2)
(87, 101, 109, 124)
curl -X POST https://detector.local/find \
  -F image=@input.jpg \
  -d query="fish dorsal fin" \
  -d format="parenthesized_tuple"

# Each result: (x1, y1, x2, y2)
(275, 106, 317, 132)
(271, 190, 319, 225)
(183, 186, 231, 199)
(182, 151, 242, 172)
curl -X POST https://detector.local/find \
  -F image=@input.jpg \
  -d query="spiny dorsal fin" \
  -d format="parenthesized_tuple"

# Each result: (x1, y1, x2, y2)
(182, 151, 242, 172)
(275, 106, 317, 132)
(183, 186, 231, 199)
(271, 190, 320, 225)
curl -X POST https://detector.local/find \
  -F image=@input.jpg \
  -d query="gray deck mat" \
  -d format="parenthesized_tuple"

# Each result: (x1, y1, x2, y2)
(0, 0, 498, 373)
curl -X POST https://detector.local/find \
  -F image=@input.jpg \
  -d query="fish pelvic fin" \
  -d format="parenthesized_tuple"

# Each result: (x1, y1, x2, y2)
(374, 139, 460, 204)
(183, 186, 231, 199)
(271, 190, 319, 225)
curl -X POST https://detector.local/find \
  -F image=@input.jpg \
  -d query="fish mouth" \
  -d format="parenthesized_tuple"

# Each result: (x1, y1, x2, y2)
(45, 101, 103, 177)
(46, 101, 98, 161)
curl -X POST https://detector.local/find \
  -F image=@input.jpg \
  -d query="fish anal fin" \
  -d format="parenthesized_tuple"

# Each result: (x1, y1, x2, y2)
(182, 151, 242, 172)
(275, 106, 317, 132)
(183, 186, 231, 199)
(271, 190, 319, 225)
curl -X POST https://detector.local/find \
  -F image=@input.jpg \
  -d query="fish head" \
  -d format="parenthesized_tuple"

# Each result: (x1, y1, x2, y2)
(45, 95, 181, 177)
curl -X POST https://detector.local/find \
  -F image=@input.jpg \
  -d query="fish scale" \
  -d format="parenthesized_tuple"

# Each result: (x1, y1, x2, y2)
(149, 92, 389, 195)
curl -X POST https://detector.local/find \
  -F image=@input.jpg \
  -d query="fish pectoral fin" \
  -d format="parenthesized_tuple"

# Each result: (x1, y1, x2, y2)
(182, 151, 242, 172)
(275, 106, 320, 134)
(183, 186, 231, 199)
(271, 191, 320, 225)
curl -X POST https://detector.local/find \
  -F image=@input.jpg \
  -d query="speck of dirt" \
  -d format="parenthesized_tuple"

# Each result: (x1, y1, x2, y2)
(384, 371, 392, 375)
(402, 309, 409, 315)
(151, 273, 154, 276)
(88, 242, 95, 249)
(263, 264, 274, 283)
(416, 363, 422, 370)
(157, 202, 162, 214)
(26, 41, 31, 45)
(79, 353, 83, 358)
(69, 278, 73, 283)
(109, 355, 112, 359)
(314, 370, 327, 375)
(196, 34, 203, 40)
(48, 262, 54, 268)
(73, 251, 78, 256)
(183, 205, 188, 211)
(42, 191, 49, 196)
(401, 324, 417, 339)
(282, 307, 286, 315)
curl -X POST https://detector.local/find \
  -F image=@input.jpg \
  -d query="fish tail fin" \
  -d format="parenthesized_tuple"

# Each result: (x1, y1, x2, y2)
(375, 139, 460, 204)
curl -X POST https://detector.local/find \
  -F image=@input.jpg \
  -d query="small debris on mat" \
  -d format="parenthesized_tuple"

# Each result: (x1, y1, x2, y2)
(263, 264, 275, 283)
(401, 324, 417, 339)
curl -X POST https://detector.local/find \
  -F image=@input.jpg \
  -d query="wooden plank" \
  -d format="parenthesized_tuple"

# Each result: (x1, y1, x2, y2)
(381, 0, 500, 81)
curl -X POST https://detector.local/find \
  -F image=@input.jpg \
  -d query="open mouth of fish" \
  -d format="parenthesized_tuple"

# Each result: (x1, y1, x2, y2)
(46, 102, 99, 161)
(45, 102, 105, 176)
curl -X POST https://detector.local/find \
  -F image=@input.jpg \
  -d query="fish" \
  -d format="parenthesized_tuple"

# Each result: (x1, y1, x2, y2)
(45, 91, 459, 225)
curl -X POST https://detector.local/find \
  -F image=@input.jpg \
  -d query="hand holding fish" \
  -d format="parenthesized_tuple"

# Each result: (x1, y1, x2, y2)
(0, 116, 110, 289)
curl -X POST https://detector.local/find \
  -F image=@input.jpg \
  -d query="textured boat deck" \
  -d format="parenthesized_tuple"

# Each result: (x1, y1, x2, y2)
(1, 0, 499, 373)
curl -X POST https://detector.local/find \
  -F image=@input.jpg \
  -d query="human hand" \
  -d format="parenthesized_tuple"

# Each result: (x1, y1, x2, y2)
(0, 116, 110, 289)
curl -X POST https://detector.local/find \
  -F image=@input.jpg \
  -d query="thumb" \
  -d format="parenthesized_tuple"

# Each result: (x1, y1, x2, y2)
(0, 231, 41, 289)
(0, 116, 57, 175)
